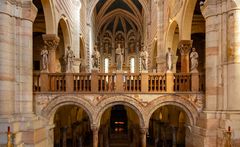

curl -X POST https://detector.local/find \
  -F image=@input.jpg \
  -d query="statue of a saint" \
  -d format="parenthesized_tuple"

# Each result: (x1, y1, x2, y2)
(166, 47, 173, 72)
(92, 45, 100, 69)
(41, 45, 48, 72)
(140, 46, 148, 71)
(190, 48, 199, 72)
(116, 44, 123, 71)
(65, 46, 75, 73)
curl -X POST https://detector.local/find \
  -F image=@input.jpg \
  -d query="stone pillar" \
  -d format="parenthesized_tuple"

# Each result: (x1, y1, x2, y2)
(140, 128, 147, 147)
(172, 126, 178, 147)
(42, 34, 60, 73)
(0, 8, 14, 117)
(62, 126, 68, 147)
(178, 40, 192, 73)
(166, 72, 174, 92)
(91, 126, 99, 147)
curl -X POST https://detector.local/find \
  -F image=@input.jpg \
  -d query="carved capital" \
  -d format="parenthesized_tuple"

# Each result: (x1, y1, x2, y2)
(91, 125, 99, 133)
(42, 34, 60, 50)
(139, 128, 148, 134)
(178, 40, 193, 55)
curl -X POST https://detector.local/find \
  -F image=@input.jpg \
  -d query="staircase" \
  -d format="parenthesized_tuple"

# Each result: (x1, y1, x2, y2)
(109, 133, 131, 147)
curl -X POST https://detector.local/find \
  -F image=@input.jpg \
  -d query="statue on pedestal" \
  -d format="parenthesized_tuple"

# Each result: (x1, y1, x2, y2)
(92, 45, 100, 69)
(166, 47, 173, 72)
(41, 45, 49, 72)
(115, 44, 124, 71)
(65, 46, 75, 73)
(140, 46, 148, 71)
(190, 47, 199, 72)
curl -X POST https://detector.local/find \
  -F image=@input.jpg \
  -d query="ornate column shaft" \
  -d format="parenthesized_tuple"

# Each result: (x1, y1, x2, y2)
(140, 128, 147, 147)
(178, 40, 192, 73)
(42, 34, 60, 73)
(91, 126, 99, 147)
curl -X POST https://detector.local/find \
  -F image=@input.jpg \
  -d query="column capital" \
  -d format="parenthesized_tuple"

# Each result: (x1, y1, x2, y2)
(91, 125, 99, 132)
(42, 34, 60, 50)
(178, 40, 193, 55)
(139, 128, 148, 134)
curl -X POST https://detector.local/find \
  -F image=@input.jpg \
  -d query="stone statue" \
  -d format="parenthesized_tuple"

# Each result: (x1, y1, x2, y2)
(190, 47, 199, 72)
(65, 46, 75, 73)
(166, 47, 173, 72)
(41, 45, 48, 72)
(92, 45, 100, 69)
(140, 46, 148, 71)
(115, 44, 123, 71)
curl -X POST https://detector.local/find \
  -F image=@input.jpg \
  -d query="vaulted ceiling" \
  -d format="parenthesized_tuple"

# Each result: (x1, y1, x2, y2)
(94, 0, 144, 36)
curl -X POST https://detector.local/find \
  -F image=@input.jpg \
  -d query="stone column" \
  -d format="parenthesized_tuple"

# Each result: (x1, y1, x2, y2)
(42, 34, 60, 73)
(91, 126, 99, 147)
(178, 40, 192, 73)
(172, 126, 178, 147)
(0, 7, 14, 117)
(62, 126, 68, 147)
(140, 128, 147, 147)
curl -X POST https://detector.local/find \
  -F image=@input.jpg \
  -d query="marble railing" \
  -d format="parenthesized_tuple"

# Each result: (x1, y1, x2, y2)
(33, 72, 205, 93)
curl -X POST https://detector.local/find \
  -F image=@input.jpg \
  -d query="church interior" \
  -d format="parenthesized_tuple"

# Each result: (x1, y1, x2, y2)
(0, 0, 240, 146)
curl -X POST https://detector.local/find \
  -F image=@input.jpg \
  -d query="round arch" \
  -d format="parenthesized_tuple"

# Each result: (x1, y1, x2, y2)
(88, 0, 149, 24)
(165, 20, 179, 54)
(41, 95, 95, 125)
(57, 17, 72, 48)
(95, 95, 146, 128)
(41, 0, 56, 34)
(181, 0, 198, 40)
(145, 95, 198, 128)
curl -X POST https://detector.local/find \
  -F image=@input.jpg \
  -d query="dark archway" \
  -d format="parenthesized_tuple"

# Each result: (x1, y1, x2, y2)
(99, 104, 141, 147)
(54, 105, 92, 147)
(147, 105, 189, 147)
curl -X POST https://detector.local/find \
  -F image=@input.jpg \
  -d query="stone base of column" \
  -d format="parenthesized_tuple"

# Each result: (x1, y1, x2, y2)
(0, 115, 49, 147)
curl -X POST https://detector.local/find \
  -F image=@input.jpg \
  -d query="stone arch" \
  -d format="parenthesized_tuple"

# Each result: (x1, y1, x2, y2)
(145, 95, 198, 128)
(41, 95, 95, 126)
(57, 16, 72, 48)
(95, 95, 146, 128)
(165, 20, 179, 54)
(181, 0, 198, 40)
(41, 0, 56, 34)
(88, 0, 149, 24)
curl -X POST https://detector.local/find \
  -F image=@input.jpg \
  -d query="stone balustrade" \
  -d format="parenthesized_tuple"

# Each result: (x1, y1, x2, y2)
(33, 72, 205, 93)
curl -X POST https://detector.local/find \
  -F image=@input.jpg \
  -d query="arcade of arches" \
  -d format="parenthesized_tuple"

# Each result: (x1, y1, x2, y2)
(1, 0, 240, 147)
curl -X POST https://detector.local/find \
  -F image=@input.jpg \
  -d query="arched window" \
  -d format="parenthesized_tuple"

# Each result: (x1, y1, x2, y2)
(104, 58, 109, 73)
(130, 57, 135, 73)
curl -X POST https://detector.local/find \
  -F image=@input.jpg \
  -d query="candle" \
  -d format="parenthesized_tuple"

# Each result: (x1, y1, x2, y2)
(8, 126, 10, 134)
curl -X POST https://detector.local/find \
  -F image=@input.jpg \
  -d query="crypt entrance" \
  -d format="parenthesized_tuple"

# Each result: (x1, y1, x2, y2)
(99, 104, 141, 147)
(147, 105, 190, 147)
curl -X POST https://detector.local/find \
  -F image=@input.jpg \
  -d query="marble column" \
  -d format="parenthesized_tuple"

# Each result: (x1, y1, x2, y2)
(178, 40, 192, 73)
(140, 128, 147, 147)
(42, 34, 60, 73)
(91, 126, 99, 147)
